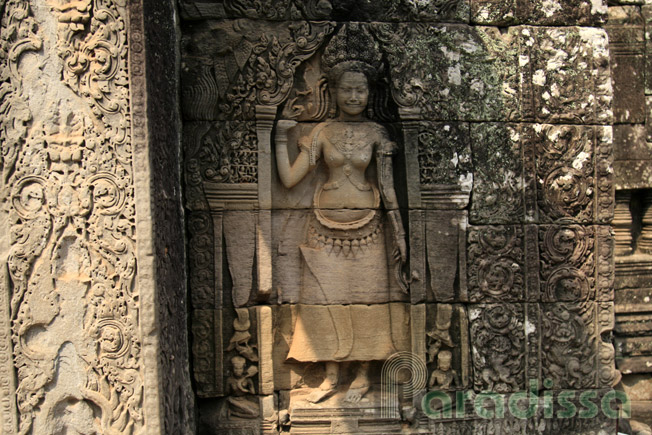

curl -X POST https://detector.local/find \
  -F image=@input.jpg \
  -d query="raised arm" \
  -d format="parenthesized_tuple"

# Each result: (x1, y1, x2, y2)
(275, 120, 314, 189)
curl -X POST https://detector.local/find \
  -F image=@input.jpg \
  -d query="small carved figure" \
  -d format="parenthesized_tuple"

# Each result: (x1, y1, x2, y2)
(276, 24, 408, 404)
(225, 356, 259, 419)
(481, 336, 519, 393)
(428, 350, 458, 390)
(427, 304, 454, 364)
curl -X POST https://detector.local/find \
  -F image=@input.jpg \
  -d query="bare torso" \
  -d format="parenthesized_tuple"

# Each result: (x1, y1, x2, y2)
(316, 122, 380, 221)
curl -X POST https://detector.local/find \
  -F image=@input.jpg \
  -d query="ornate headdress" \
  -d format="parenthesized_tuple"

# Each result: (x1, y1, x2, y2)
(321, 23, 383, 84)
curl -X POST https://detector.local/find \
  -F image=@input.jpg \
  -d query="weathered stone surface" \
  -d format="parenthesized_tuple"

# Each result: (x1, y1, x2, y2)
(615, 160, 652, 189)
(425, 210, 468, 302)
(525, 27, 612, 125)
(177, 5, 618, 435)
(470, 123, 525, 224)
(533, 124, 613, 224)
(613, 124, 650, 161)
(470, 0, 608, 26)
(425, 304, 471, 390)
(471, 124, 613, 224)
(539, 225, 596, 303)
(418, 122, 472, 188)
(181, 19, 335, 121)
(467, 225, 526, 302)
(606, 6, 646, 124)
(470, 304, 528, 393)
(0, 0, 194, 433)
(540, 302, 598, 390)
(179, 0, 472, 22)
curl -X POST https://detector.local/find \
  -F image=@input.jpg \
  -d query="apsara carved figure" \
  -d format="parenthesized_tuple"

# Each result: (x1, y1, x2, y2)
(275, 24, 408, 404)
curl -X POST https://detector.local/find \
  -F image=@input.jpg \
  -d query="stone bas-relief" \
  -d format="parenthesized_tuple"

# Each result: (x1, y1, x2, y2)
(176, 0, 619, 434)
(0, 0, 624, 432)
(274, 24, 409, 405)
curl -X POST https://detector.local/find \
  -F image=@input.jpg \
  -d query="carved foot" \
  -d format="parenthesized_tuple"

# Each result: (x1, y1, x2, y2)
(344, 386, 369, 403)
(306, 386, 336, 403)
(345, 364, 370, 403)
(307, 365, 339, 403)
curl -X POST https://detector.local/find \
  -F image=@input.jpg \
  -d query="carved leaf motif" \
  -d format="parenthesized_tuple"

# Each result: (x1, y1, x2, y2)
(418, 122, 471, 186)
(470, 304, 525, 393)
(218, 20, 334, 119)
(541, 302, 597, 389)
(539, 225, 595, 302)
(468, 226, 525, 302)
(2, 1, 142, 433)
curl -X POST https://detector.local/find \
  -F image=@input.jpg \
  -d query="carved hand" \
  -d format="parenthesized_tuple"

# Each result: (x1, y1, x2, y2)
(396, 236, 407, 264)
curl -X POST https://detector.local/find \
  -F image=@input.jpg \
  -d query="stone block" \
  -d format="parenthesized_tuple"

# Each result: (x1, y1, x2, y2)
(417, 122, 472, 188)
(179, 0, 473, 22)
(331, 0, 470, 22)
(644, 5, 652, 94)
(375, 24, 522, 122)
(615, 159, 652, 189)
(470, 123, 525, 224)
(470, 0, 608, 26)
(425, 210, 467, 302)
(531, 124, 613, 224)
(613, 124, 651, 161)
(182, 19, 336, 121)
(647, 96, 652, 142)
(425, 304, 471, 390)
(538, 225, 596, 303)
(524, 27, 612, 125)
(469, 303, 528, 393)
(540, 302, 599, 390)
(467, 225, 526, 302)
(606, 6, 646, 124)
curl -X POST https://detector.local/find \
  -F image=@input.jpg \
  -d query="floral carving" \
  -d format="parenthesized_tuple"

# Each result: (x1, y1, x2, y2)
(468, 226, 525, 302)
(470, 123, 524, 224)
(470, 304, 525, 392)
(1, 0, 143, 433)
(215, 20, 334, 119)
(539, 225, 595, 302)
(541, 302, 597, 389)
(186, 122, 258, 185)
(534, 125, 595, 223)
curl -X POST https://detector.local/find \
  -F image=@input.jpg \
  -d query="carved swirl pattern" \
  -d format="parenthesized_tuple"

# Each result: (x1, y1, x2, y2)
(1, 1, 142, 433)
(535, 125, 595, 223)
(470, 304, 525, 393)
(539, 225, 595, 302)
(213, 20, 335, 120)
(597, 303, 619, 388)
(541, 302, 597, 389)
(468, 226, 525, 302)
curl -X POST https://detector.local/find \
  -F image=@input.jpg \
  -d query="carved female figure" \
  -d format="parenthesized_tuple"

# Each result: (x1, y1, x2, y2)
(275, 25, 408, 403)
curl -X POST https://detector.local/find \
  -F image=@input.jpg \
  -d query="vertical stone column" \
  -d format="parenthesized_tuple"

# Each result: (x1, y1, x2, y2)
(639, 192, 652, 254)
(0, 0, 194, 433)
(614, 191, 633, 256)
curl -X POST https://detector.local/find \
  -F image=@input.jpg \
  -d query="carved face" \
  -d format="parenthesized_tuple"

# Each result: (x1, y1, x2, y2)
(335, 71, 369, 118)
(232, 361, 245, 377)
(438, 351, 452, 371)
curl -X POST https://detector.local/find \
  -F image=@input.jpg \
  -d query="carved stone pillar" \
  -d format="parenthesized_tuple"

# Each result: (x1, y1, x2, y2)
(614, 190, 634, 256)
(0, 0, 195, 433)
(639, 191, 652, 254)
